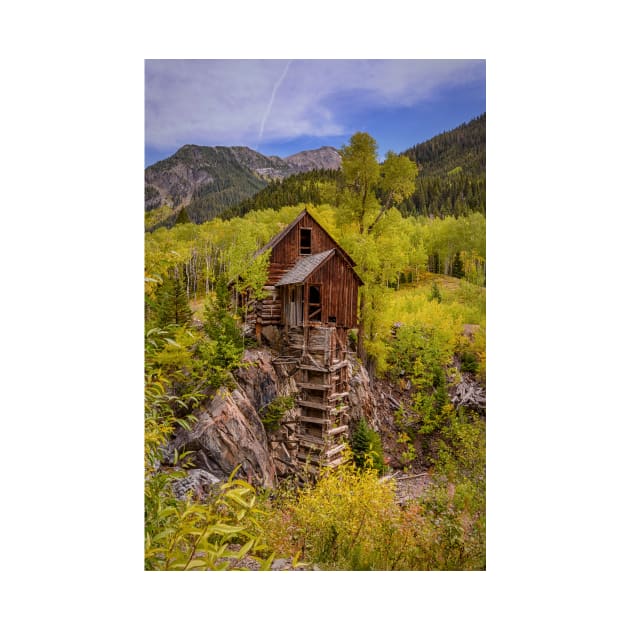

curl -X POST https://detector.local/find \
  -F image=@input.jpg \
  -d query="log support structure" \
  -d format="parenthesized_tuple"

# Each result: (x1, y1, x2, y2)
(281, 325, 350, 471)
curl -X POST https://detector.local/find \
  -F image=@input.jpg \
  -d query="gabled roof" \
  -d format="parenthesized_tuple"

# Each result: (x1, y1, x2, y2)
(275, 250, 335, 286)
(254, 208, 357, 268)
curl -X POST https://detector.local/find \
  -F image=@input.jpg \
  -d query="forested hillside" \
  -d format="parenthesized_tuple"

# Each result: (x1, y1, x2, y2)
(402, 114, 485, 176)
(221, 113, 486, 221)
(145, 145, 341, 229)
(145, 116, 485, 230)
(399, 113, 486, 218)
(220, 169, 343, 219)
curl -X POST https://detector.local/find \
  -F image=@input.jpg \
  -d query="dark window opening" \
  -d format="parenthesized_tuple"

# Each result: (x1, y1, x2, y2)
(300, 228, 312, 255)
(308, 284, 321, 322)
(328, 315, 337, 323)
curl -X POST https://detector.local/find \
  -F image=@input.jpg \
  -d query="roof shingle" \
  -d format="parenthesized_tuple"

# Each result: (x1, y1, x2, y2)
(275, 250, 335, 286)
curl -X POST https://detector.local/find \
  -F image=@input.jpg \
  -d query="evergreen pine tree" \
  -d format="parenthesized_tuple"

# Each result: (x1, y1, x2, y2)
(204, 275, 242, 370)
(452, 251, 465, 278)
(351, 418, 386, 473)
(351, 418, 372, 469)
(429, 281, 442, 303)
(155, 274, 192, 326)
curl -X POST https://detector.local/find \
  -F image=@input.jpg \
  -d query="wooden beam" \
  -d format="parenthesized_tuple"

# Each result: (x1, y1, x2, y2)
(299, 415, 332, 425)
(329, 391, 349, 401)
(298, 399, 332, 411)
(330, 405, 349, 415)
(325, 443, 346, 458)
(298, 360, 348, 373)
(295, 382, 332, 390)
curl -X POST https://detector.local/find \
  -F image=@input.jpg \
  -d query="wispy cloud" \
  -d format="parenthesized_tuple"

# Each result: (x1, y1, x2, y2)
(145, 59, 484, 152)
(257, 59, 292, 148)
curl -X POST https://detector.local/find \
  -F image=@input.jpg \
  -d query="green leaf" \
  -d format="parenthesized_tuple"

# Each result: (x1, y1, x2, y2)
(235, 537, 255, 559)
(210, 523, 247, 536)
(151, 528, 177, 542)
(227, 464, 242, 483)
(258, 552, 275, 571)
(223, 489, 256, 509)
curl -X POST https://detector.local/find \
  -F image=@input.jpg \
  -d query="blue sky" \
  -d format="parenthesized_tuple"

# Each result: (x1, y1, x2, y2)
(145, 59, 485, 167)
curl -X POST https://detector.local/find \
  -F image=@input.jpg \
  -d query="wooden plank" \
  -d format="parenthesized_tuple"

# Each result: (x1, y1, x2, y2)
(298, 399, 332, 411)
(328, 360, 349, 372)
(301, 455, 346, 473)
(299, 415, 332, 425)
(296, 382, 332, 390)
(325, 443, 346, 458)
(296, 445, 346, 463)
(329, 392, 349, 401)
(299, 436, 326, 448)
(325, 425, 348, 436)
(298, 360, 348, 373)
(323, 455, 346, 468)
(330, 405, 349, 415)
(298, 363, 327, 373)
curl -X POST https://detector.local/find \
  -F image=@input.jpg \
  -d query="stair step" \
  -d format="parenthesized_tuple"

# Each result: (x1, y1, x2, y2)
(299, 415, 332, 426)
(298, 399, 332, 411)
(296, 382, 332, 390)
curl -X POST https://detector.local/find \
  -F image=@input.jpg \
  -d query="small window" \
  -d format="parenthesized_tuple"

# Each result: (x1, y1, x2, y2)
(328, 315, 337, 324)
(308, 284, 321, 322)
(308, 285, 320, 304)
(300, 228, 312, 255)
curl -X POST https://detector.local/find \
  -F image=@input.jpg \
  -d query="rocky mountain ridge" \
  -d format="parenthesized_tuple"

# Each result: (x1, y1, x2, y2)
(145, 144, 341, 219)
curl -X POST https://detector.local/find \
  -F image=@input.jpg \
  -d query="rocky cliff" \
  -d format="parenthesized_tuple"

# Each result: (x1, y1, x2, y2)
(168, 347, 378, 495)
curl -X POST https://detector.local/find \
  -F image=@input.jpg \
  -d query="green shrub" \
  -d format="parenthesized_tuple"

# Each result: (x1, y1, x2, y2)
(260, 453, 485, 570)
(460, 351, 479, 374)
(350, 418, 386, 474)
(145, 468, 273, 571)
(397, 431, 417, 471)
(348, 328, 358, 351)
(275, 465, 400, 569)
(260, 396, 294, 431)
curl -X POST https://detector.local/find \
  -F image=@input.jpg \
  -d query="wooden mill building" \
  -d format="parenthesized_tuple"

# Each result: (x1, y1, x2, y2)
(249, 209, 363, 470)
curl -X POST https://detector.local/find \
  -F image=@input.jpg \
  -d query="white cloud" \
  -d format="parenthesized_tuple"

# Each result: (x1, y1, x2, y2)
(145, 59, 484, 150)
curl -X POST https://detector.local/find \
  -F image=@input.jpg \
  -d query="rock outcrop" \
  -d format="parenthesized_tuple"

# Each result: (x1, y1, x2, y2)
(346, 356, 379, 430)
(170, 347, 379, 489)
(171, 469, 221, 501)
(175, 386, 276, 487)
(284, 146, 341, 172)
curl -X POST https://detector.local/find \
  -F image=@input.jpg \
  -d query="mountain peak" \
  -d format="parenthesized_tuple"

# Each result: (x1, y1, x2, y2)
(285, 146, 341, 171)
(145, 144, 342, 221)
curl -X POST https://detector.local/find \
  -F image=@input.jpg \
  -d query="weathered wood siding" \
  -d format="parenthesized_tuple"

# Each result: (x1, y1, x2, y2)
(268, 214, 346, 284)
(282, 285, 304, 327)
(255, 211, 361, 329)
(305, 253, 360, 328)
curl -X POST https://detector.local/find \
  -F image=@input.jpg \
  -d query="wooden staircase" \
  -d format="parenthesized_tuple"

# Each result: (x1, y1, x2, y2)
(292, 326, 350, 471)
